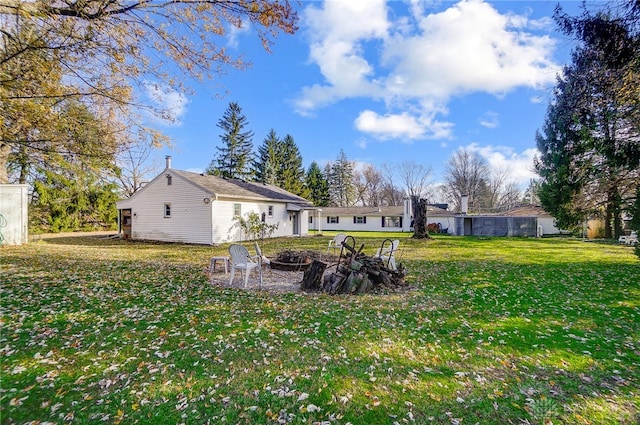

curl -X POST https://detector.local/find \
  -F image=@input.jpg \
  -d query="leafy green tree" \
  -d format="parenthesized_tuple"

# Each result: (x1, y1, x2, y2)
(1, 1, 297, 184)
(206, 102, 254, 180)
(305, 161, 329, 207)
(233, 211, 278, 241)
(253, 131, 307, 197)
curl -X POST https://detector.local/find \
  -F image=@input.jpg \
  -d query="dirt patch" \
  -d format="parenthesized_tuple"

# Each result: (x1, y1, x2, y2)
(208, 266, 307, 292)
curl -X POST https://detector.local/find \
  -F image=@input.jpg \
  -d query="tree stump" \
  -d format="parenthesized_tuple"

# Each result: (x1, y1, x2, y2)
(412, 196, 432, 239)
(301, 260, 327, 292)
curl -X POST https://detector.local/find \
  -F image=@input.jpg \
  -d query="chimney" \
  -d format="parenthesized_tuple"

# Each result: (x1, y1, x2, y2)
(460, 194, 468, 215)
(165, 155, 172, 169)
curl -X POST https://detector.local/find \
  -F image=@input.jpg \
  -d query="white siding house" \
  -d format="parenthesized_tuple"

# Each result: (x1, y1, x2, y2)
(308, 202, 561, 237)
(116, 157, 314, 245)
(309, 201, 456, 234)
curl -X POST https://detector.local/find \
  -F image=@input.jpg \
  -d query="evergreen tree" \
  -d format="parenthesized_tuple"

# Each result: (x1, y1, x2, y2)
(206, 102, 254, 180)
(327, 150, 357, 207)
(305, 161, 330, 206)
(31, 167, 119, 233)
(279, 134, 307, 197)
(254, 129, 281, 185)
(26, 101, 120, 232)
(535, 25, 639, 236)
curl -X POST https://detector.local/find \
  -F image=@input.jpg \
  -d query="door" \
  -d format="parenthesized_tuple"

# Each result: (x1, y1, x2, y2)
(121, 209, 132, 239)
(292, 212, 299, 235)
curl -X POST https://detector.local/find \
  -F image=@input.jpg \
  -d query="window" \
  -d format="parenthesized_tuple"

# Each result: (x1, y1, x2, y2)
(354, 216, 366, 224)
(309, 215, 313, 224)
(164, 203, 171, 218)
(166, 174, 172, 186)
(233, 203, 241, 217)
(327, 216, 339, 224)
(383, 216, 401, 228)
(268, 205, 274, 217)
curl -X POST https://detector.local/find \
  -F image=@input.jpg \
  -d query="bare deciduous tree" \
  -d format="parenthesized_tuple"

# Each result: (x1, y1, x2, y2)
(441, 149, 490, 212)
(397, 160, 434, 200)
(354, 164, 384, 206)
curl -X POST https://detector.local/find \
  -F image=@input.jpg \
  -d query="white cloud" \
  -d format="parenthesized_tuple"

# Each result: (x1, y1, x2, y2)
(478, 111, 499, 129)
(465, 143, 538, 186)
(383, 0, 559, 98)
(144, 83, 189, 126)
(354, 107, 454, 141)
(355, 110, 425, 140)
(296, 0, 560, 141)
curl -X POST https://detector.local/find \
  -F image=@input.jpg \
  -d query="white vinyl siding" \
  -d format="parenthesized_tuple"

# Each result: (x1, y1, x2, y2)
(116, 171, 312, 244)
(118, 173, 213, 244)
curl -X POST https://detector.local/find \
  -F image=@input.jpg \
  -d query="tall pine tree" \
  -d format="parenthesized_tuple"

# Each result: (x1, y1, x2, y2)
(305, 161, 329, 206)
(536, 8, 639, 237)
(254, 129, 281, 185)
(206, 102, 254, 180)
(279, 134, 307, 197)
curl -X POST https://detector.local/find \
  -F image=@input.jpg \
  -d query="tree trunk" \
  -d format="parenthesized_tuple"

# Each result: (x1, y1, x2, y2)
(411, 196, 431, 239)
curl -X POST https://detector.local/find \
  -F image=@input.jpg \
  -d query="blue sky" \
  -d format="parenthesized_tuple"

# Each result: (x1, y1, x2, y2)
(148, 0, 594, 197)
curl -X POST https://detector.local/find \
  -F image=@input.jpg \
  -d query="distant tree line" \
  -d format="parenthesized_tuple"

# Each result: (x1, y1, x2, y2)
(206, 102, 527, 211)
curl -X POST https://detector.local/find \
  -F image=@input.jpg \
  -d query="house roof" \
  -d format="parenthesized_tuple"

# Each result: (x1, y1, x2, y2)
(502, 205, 551, 217)
(117, 168, 313, 207)
(320, 205, 451, 217)
(171, 170, 313, 205)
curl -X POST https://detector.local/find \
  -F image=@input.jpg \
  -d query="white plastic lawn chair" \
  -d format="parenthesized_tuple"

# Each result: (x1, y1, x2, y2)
(374, 239, 399, 270)
(327, 233, 347, 253)
(228, 244, 262, 288)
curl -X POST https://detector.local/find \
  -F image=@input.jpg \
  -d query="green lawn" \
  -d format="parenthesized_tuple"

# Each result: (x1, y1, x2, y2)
(2, 234, 639, 424)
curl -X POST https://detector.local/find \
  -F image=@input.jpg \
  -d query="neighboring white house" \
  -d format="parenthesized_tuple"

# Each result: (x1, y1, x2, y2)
(309, 202, 562, 237)
(115, 157, 314, 245)
(309, 200, 456, 234)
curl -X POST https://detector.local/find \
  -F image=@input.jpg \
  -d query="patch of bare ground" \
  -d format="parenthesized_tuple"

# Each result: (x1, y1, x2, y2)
(208, 266, 306, 292)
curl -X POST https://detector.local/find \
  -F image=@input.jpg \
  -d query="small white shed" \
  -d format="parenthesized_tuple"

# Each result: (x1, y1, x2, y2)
(0, 184, 29, 246)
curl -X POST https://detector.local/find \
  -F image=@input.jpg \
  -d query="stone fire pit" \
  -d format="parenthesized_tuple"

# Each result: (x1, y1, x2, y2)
(269, 250, 332, 272)
(269, 250, 312, 271)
